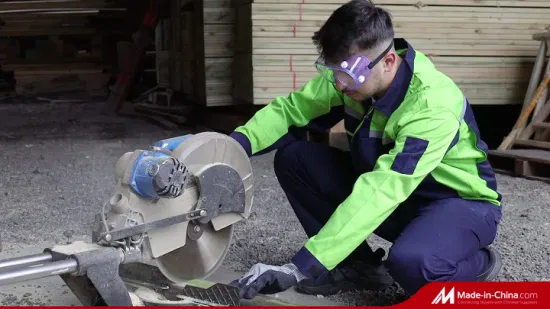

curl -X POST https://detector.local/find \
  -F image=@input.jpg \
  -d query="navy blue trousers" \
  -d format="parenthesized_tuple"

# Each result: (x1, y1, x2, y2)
(273, 141, 502, 295)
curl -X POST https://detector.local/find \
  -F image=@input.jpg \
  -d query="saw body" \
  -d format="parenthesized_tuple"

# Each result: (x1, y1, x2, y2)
(0, 132, 254, 306)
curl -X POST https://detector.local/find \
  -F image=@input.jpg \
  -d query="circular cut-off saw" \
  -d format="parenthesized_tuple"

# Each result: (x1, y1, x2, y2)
(0, 132, 254, 306)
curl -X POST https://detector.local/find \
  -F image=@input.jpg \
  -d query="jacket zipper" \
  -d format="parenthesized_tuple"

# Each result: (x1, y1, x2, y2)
(351, 106, 375, 144)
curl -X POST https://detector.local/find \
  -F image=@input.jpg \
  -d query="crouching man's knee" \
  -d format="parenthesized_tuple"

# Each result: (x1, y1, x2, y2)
(385, 243, 457, 295)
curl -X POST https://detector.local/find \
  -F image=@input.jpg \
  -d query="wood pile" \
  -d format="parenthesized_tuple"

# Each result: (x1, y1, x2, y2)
(202, 0, 236, 106)
(179, 0, 240, 107)
(0, 0, 132, 99)
(233, 0, 550, 107)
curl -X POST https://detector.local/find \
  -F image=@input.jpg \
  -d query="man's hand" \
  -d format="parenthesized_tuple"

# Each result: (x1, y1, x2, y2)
(230, 263, 307, 299)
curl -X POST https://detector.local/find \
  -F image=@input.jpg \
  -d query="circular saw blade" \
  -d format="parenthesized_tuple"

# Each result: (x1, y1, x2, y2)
(156, 223, 234, 282)
(154, 132, 253, 282)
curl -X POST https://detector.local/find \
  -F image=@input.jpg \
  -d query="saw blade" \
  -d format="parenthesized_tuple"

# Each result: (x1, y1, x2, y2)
(153, 132, 253, 283)
(156, 222, 234, 282)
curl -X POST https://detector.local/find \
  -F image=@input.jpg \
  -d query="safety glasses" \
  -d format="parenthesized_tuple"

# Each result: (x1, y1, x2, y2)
(314, 41, 394, 91)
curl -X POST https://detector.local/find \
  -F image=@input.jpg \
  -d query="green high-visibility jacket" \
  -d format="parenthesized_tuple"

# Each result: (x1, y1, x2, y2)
(229, 38, 502, 280)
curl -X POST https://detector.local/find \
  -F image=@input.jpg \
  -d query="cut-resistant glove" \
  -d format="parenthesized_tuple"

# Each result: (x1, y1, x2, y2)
(230, 263, 308, 299)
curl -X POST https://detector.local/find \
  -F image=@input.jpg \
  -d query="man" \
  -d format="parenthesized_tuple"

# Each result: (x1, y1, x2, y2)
(228, 0, 503, 300)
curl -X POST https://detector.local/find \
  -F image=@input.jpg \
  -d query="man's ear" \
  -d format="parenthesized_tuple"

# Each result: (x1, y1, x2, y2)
(383, 52, 398, 72)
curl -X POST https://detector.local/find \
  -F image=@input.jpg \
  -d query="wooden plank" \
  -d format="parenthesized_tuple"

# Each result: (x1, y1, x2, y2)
(249, 3, 550, 58)
(252, 55, 536, 68)
(0, 8, 125, 14)
(205, 58, 234, 77)
(514, 139, 550, 150)
(519, 97, 550, 140)
(0, 0, 127, 36)
(532, 122, 550, 129)
(251, 48, 538, 57)
(252, 68, 533, 79)
(253, 21, 548, 37)
(203, 7, 235, 23)
(251, 54, 536, 64)
(251, 76, 528, 98)
(0, 0, 110, 10)
(251, 37, 540, 47)
(252, 0, 550, 8)
(0, 28, 97, 36)
(251, 38, 540, 57)
(479, 148, 550, 164)
(199, 0, 237, 106)
(532, 31, 550, 41)
(251, 3, 550, 16)
(488, 148, 550, 182)
(252, 19, 550, 30)
(254, 30, 542, 41)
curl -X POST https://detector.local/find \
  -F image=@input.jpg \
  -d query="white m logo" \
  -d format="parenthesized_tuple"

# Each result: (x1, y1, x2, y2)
(432, 287, 455, 304)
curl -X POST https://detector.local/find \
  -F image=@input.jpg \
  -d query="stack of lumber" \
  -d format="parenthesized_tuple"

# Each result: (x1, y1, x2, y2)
(0, 0, 126, 36)
(1, 62, 109, 97)
(180, 0, 238, 107)
(235, 0, 550, 106)
(203, 0, 236, 106)
(0, 0, 130, 98)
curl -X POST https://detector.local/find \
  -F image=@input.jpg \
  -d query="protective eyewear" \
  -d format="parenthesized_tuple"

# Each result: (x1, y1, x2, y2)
(315, 41, 394, 91)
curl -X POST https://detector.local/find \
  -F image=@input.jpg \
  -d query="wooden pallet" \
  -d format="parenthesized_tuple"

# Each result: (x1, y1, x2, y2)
(489, 30, 550, 181)
(488, 149, 550, 182)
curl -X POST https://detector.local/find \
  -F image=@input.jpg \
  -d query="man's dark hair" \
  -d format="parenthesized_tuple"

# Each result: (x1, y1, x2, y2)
(312, 0, 394, 63)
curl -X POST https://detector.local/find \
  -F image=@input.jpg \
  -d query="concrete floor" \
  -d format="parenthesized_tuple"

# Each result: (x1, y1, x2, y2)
(0, 101, 549, 306)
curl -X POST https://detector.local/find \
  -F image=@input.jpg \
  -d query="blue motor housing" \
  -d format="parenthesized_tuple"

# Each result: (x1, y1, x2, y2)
(153, 134, 192, 152)
(130, 148, 189, 200)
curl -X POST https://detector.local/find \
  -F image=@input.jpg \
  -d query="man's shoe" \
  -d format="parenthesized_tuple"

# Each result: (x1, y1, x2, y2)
(477, 246, 502, 282)
(294, 249, 395, 296)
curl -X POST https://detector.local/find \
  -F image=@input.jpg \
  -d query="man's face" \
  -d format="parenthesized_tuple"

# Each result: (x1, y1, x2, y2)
(334, 63, 384, 101)
(330, 49, 398, 102)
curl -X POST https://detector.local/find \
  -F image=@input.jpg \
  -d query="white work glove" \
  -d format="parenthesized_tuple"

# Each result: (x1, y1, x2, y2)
(230, 263, 308, 299)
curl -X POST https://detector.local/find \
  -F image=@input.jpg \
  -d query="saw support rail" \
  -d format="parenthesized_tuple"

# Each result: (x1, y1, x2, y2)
(0, 242, 242, 306)
(0, 243, 133, 306)
(0, 252, 77, 285)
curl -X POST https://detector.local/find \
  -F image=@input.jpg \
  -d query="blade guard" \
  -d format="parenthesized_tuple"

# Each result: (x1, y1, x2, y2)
(171, 132, 254, 230)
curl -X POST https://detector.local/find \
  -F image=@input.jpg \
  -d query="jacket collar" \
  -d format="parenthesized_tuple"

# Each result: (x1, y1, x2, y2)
(369, 38, 415, 117)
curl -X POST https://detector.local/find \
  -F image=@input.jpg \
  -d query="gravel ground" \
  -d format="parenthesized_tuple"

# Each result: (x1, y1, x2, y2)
(0, 101, 548, 306)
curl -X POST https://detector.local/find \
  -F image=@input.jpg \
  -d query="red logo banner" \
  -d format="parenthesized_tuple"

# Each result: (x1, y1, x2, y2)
(403, 282, 549, 307)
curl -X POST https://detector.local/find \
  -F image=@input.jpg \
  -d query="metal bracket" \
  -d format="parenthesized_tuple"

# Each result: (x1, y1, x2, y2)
(98, 208, 207, 242)
(45, 243, 133, 306)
